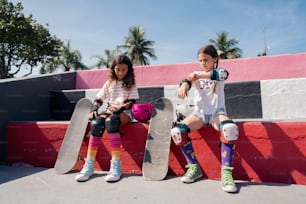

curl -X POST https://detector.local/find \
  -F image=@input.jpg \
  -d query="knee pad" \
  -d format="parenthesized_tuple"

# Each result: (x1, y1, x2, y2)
(219, 120, 239, 144)
(91, 117, 106, 137)
(171, 123, 190, 146)
(105, 114, 121, 133)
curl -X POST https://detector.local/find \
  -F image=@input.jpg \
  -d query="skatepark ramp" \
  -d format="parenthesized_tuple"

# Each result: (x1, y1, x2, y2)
(2, 53, 306, 185)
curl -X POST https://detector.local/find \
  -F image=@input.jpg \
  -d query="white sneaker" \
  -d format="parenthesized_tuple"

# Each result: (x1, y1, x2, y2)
(105, 160, 122, 182)
(75, 160, 94, 182)
(221, 166, 237, 193)
(181, 164, 203, 183)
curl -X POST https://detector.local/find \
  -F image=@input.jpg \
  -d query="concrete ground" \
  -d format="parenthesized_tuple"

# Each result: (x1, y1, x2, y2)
(0, 165, 305, 204)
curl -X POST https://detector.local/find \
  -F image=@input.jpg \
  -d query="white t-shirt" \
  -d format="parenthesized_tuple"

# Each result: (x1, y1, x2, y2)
(193, 78, 227, 117)
(96, 80, 139, 109)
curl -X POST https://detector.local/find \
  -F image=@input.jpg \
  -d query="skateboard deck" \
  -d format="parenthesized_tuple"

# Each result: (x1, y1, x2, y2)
(142, 97, 174, 180)
(54, 98, 92, 174)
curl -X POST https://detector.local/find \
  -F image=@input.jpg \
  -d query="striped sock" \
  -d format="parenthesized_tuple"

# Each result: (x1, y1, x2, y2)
(109, 133, 121, 161)
(86, 135, 101, 161)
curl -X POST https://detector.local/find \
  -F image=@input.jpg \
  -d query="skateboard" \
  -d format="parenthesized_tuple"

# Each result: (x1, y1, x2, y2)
(142, 97, 174, 180)
(54, 98, 93, 174)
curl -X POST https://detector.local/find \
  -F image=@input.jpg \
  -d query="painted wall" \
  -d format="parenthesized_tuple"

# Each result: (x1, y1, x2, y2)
(6, 121, 306, 185)
(261, 78, 306, 119)
(76, 53, 306, 89)
(0, 73, 76, 165)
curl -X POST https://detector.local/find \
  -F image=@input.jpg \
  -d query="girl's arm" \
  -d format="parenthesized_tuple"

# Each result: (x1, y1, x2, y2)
(178, 79, 191, 99)
(216, 81, 226, 113)
(187, 68, 229, 82)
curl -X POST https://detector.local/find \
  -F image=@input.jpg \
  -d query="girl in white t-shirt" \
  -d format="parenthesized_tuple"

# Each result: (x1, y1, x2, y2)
(171, 45, 239, 193)
(75, 55, 139, 182)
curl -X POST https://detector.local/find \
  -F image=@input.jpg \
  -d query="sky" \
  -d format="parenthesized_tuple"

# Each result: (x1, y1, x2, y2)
(9, 0, 306, 75)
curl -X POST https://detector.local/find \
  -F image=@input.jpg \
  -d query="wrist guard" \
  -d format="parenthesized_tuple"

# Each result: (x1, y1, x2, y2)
(179, 79, 191, 90)
(124, 99, 136, 109)
(92, 98, 103, 111)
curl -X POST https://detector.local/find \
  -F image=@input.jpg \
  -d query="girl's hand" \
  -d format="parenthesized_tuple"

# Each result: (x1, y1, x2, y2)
(122, 102, 131, 110)
(107, 106, 118, 113)
(187, 72, 199, 82)
(178, 83, 189, 99)
(89, 111, 98, 120)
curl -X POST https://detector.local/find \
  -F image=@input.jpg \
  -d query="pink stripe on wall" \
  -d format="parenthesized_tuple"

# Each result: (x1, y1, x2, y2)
(76, 69, 109, 89)
(220, 53, 306, 82)
(76, 53, 306, 89)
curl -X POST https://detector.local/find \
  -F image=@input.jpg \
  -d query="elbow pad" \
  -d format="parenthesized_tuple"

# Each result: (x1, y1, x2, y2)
(210, 68, 229, 81)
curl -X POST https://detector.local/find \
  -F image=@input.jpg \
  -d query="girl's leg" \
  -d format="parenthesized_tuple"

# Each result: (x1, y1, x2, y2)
(212, 114, 238, 193)
(108, 113, 130, 161)
(75, 117, 105, 182)
(86, 135, 102, 161)
(172, 115, 204, 183)
(211, 114, 237, 167)
(179, 115, 205, 164)
(104, 113, 130, 182)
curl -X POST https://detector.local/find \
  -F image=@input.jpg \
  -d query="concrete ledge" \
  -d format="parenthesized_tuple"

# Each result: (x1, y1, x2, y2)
(6, 121, 306, 185)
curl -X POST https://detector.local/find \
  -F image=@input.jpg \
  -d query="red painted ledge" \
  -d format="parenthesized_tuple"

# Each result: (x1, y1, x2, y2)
(6, 121, 306, 185)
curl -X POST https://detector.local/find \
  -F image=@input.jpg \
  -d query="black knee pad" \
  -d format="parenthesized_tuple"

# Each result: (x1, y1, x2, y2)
(105, 114, 121, 133)
(91, 117, 106, 137)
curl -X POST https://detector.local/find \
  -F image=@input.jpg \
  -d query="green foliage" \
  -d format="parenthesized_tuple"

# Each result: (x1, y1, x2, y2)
(40, 40, 88, 74)
(90, 49, 117, 69)
(209, 32, 242, 59)
(0, 0, 63, 78)
(91, 26, 157, 68)
(257, 52, 267, 57)
(121, 26, 157, 66)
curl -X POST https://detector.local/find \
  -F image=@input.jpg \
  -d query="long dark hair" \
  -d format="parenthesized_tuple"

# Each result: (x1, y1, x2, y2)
(197, 44, 219, 69)
(108, 55, 136, 91)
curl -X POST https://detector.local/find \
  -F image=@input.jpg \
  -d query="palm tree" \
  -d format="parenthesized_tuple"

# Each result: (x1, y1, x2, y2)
(209, 32, 242, 59)
(40, 41, 87, 74)
(60, 41, 88, 71)
(91, 49, 116, 69)
(121, 26, 157, 66)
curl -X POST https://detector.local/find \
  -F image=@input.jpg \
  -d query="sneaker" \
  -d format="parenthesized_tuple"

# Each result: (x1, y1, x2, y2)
(75, 160, 94, 182)
(221, 166, 237, 193)
(181, 164, 203, 183)
(105, 160, 122, 182)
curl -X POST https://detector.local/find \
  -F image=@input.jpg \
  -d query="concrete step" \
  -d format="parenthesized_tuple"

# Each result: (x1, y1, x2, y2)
(6, 120, 306, 185)
(1, 165, 306, 204)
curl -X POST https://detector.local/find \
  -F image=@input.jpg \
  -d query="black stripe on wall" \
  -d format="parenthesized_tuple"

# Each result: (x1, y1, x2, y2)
(50, 90, 85, 120)
(49, 87, 165, 120)
(137, 87, 165, 104)
(225, 81, 262, 119)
